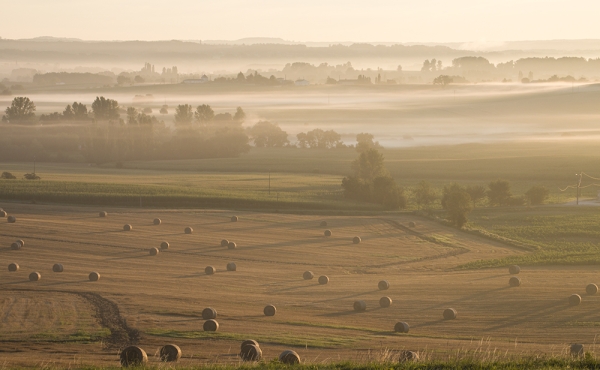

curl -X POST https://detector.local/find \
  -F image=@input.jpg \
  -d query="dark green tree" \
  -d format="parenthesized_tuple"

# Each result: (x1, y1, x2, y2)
(525, 185, 549, 205)
(249, 121, 289, 147)
(233, 107, 246, 122)
(487, 179, 512, 206)
(355, 133, 382, 153)
(466, 184, 487, 207)
(174, 104, 194, 125)
(414, 180, 437, 209)
(442, 183, 473, 228)
(92, 97, 119, 121)
(4, 97, 36, 123)
(195, 104, 214, 122)
(351, 148, 388, 182)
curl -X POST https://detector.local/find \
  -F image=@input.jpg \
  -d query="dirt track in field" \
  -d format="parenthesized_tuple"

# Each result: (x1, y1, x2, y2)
(0, 203, 597, 367)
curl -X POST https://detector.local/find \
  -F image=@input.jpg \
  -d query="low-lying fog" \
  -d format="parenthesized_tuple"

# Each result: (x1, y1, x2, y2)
(2, 82, 599, 148)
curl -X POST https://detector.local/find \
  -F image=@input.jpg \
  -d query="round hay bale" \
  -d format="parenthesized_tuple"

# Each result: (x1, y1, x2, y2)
(241, 339, 260, 350)
(303, 271, 314, 280)
(123, 224, 132, 231)
(221, 239, 229, 247)
(569, 294, 582, 306)
(394, 321, 409, 333)
(89, 271, 100, 282)
(443, 308, 457, 320)
(263, 304, 276, 316)
(203, 319, 219, 332)
(149, 247, 159, 256)
(408, 221, 416, 228)
(159, 344, 181, 362)
(318, 275, 329, 285)
(279, 350, 301, 365)
(17, 239, 24, 247)
(7, 215, 16, 223)
(160, 241, 169, 250)
(398, 350, 419, 362)
(52, 263, 64, 273)
(570, 343, 584, 357)
(240, 343, 262, 361)
(10, 242, 21, 250)
(353, 236, 361, 244)
(29, 272, 41, 281)
(8, 263, 19, 272)
(353, 300, 367, 312)
(153, 218, 161, 225)
(202, 307, 217, 320)
(184, 227, 193, 234)
(586, 283, 598, 295)
(231, 216, 238, 222)
(99, 211, 107, 217)
(509, 276, 521, 287)
(120, 346, 147, 367)
(205, 266, 216, 275)
(227, 262, 237, 271)
(320, 221, 327, 227)
(0, 210, 6, 218)
(378, 280, 390, 290)
(228, 241, 237, 250)
(379, 296, 392, 308)
(508, 265, 520, 274)
(324, 229, 332, 237)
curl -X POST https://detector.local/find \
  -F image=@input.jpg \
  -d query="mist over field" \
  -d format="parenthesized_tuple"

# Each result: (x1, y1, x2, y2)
(4, 2, 600, 369)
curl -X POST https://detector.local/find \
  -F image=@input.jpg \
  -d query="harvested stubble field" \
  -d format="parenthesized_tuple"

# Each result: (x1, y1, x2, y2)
(0, 203, 599, 368)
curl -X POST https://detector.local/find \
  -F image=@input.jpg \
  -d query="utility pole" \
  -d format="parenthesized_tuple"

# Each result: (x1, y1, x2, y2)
(268, 170, 271, 195)
(576, 172, 582, 205)
(33, 156, 36, 174)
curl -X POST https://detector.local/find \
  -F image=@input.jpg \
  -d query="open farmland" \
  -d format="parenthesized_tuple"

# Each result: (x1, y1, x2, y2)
(1, 203, 600, 368)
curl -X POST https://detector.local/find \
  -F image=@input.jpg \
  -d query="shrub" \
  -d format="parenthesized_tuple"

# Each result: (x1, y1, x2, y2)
(525, 185, 549, 205)
(1, 172, 16, 179)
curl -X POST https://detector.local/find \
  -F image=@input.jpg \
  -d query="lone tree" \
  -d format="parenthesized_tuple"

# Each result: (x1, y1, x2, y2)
(5, 97, 36, 123)
(466, 184, 487, 207)
(233, 107, 246, 122)
(92, 97, 119, 121)
(487, 179, 512, 206)
(414, 180, 437, 209)
(441, 183, 473, 228)
(249, 121, 289, 147)
(525, 185, 549, 205)
(355, 133, 382, 153)
(174, 104, 194, 125)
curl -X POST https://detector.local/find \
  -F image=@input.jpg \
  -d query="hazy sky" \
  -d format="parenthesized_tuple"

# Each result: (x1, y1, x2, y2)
(1, 0, 598, 43)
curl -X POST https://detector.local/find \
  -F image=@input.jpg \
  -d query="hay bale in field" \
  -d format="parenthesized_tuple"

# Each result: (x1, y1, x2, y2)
(184, 227, 193, 234)
(320, 221, 327, 227)
(263, 304, 276, 316)
(159, 344, 181, 362)
(569, 294, 582, 306)
(89, 271, 100, 282)
(318, 275, 329, 285)
(228, 241, 237, 250)
(153, 218, 161, 225)
(8, 263, 19, 272)
(7, 215, 16, 223)
(99, 211, 107, 217)
(303, 271, 314, 280)
(279, 350, 301, 365)
(324, 229, 332, 237)
(123, 224, 132, 231)
(0, 210, 6, 218)
(149, 247, 159, 256)
(29, 272, 41, 281)
(240, 343, 262, 361)
(205, 266, 216, 275)
(353, 300, 367, 312)
(394, 321, 409, 333)
(398, 350, 419, 362)
(408, 221, 416, 228)
(17, 239, 24, 247)
(353, 236, 361, 244)
(227, 262, 237, 271)
(231, 216, 238, 222)
(52, 263, 64, 273)
(509, 276, 521, 287)
(379, 296, 392, 308)
(202, 307, 217, 320)
(160, 241, 169, 250)
(443, 308, 457, 320)
(241, 339, 259, 350)
(120, 346, 148, 367)
(203, 319, 219, 332)
(10, 242, 21, 250)
(378, 280, 390, 290)
(586, 283, 598, 295)
(570, 343, 584, 357)
(221, 239, 229, 247)
(508, 265, 520, 274)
